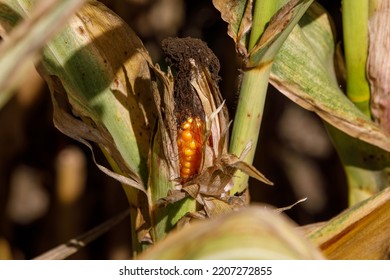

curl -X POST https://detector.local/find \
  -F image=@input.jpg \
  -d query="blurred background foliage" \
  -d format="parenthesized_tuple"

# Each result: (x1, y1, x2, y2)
(0, 0, 345, 259)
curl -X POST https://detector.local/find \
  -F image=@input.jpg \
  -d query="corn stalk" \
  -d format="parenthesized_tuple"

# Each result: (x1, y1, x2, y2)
(213, 0, 314, 194)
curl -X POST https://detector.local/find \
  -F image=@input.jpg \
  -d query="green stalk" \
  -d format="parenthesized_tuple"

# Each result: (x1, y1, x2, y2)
(229, 67, 272, 193)
(342, 0, 371, 116)
(340, 0, 375, 205)
(229, 0, 283, 194)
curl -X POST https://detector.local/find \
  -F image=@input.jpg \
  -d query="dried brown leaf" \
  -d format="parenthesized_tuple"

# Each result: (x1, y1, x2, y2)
(212, 0, 253, 56)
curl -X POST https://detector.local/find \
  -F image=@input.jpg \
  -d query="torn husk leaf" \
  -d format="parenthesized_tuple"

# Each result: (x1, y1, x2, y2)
(148, 65, 198, 241)
(159, 37, 272, 220)
(368, 0, 390, 132)
(211, 0, 253, 56)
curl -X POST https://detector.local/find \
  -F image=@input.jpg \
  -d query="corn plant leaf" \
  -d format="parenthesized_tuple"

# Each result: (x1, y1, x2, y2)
(139, 206, 324, 260)
(50, 88, 144, 192)
(37, 1, 156, 191)
(2, 0, 160, 248)
(213, 0, 313, 65)
(269, 2, 390, 203)
(211, 0, 252, 56)
(0, 1, 155, 246)
(307, 187, 390, 259)
(326, 125, 390, 204)
(246, 0, 313, 68)
(270, 3, 390, 153)
(0, 0, 86, 109)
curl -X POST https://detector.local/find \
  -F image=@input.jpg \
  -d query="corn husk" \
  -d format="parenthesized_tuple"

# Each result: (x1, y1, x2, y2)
(156, 38, 272, 226)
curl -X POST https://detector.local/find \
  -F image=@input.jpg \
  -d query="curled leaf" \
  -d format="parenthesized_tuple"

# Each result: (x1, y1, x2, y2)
(270, 2, 390, 152)
(247, 0, 314, 68)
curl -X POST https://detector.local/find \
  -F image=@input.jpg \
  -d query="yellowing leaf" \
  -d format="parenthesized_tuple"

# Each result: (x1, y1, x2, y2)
(308, 187, 390, 259)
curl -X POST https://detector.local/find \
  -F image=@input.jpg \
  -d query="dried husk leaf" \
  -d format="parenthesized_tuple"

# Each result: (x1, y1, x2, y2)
(189, 60, 229, 161)
(213, 0, 313, 67)
(149, 66, 179, 183)
(160, 38, 272, 220)
(367, 0, 390, 132)
(308, 187, 390, 259)
(148, 65, 198, 241)
(139, 206, 325, 260)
